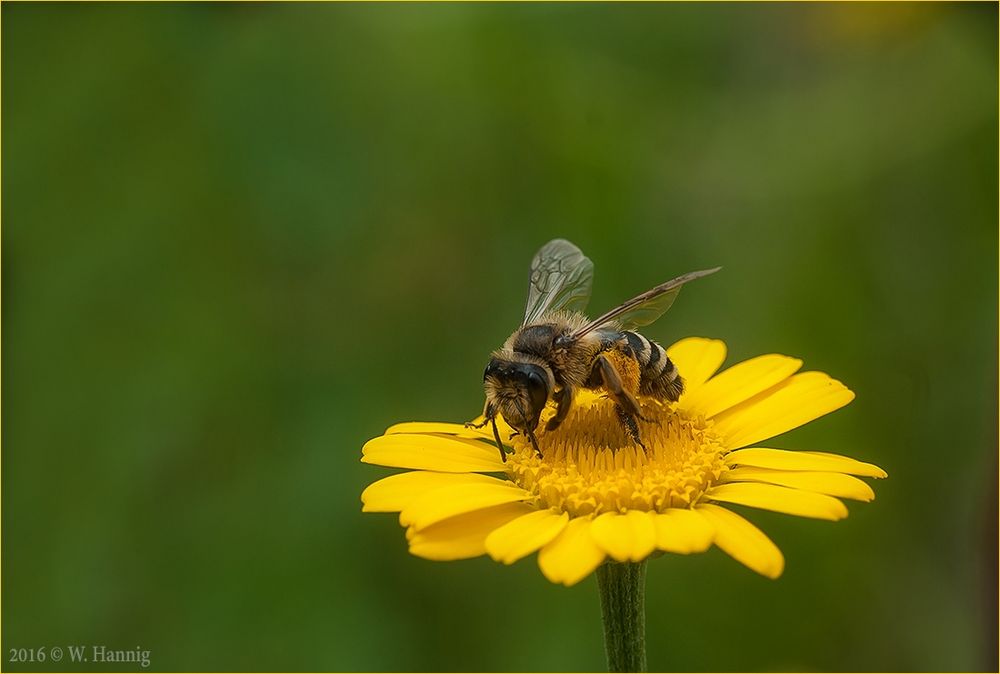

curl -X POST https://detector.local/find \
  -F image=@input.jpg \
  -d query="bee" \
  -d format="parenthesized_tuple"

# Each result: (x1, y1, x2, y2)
(472, 239, 720, 462)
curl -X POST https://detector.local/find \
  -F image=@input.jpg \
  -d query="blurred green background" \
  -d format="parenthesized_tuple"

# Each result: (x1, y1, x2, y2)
(3, 3, 997, 672)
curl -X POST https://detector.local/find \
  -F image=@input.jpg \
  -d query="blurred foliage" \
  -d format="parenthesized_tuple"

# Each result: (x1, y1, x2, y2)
(3, 3, 997, 672)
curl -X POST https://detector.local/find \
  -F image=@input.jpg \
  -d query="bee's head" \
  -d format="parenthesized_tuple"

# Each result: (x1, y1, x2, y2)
(482, 356, 551, 435)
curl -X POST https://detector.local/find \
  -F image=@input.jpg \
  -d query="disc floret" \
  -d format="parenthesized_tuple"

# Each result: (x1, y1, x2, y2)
(507, 392, 728, 516)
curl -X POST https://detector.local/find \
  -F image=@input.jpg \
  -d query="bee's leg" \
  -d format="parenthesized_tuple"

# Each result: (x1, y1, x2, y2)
(526, 428, 543, 459)
(592, 355, 647, 449)
(466, 402, 495, 430)
(546, 386, 575, 432)
(490, 416, 508, 463)
(592, 355, 643, 419)
(616, 406, 647, 452)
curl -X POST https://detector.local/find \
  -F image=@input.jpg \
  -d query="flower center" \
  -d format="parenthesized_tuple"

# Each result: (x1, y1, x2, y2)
(506, 391, 727, 516)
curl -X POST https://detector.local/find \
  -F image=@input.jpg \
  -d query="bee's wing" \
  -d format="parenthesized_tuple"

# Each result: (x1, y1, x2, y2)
(522, 239, 594, 325)
(566, 267, 721, 340)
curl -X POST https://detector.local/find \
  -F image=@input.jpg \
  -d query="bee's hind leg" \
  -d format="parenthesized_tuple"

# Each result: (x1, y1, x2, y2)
(616, 406, 647, 452)
(591, 355, 644, 419)
(591, 354, 648, 450)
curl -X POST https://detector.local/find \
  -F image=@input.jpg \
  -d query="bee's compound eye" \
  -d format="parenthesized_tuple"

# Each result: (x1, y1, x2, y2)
(524, 369, 548, 413)
(483, 359, 502, 380)
(526, 371, 545, 391)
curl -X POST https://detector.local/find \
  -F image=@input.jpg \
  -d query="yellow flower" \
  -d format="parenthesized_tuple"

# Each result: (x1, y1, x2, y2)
(361, 337, 886, 586)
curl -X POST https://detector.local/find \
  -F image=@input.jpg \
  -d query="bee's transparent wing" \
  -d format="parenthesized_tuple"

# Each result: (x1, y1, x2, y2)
(567, 267, 721, 340)
(522, 239, 594, 325)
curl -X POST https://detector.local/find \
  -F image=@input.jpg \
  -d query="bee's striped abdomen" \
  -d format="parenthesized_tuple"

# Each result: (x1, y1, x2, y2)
(622, 330, 683, 402)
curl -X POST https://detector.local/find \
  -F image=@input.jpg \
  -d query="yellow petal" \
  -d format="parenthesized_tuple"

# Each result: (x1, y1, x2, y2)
(408, 502, 534, 561)
(707, 482, 848, 520)
(361, 471, 501, 512)
(485, 509, 570, 564)
(681, 354, 802, 418)
(651, 509, 715, 553)
(537, 517, 606, 586)
(710, 372, 855, 449)
(696, 503, 784, 579)
(399, 479, 532, 530)
(361, 433, 505, 473)
(385, 421, 490, 438)
(722, 467, 875, 502)
(666, 337, 727, 396)
(589, 511, 657, 562)
(726, 448, 887, 478)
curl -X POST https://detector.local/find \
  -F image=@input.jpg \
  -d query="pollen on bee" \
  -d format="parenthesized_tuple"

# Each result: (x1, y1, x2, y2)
(505, 390, 727, 516)
(601, 349, 642, 393)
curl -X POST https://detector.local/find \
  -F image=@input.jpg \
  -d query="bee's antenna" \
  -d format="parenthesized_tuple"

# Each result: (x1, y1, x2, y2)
(490, 416, 507, 463)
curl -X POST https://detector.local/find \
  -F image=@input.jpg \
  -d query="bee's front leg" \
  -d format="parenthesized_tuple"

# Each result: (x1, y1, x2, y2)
(490, 416, 508, 463)
(465, 402, 495, 430)
(545, 386, 575, 432)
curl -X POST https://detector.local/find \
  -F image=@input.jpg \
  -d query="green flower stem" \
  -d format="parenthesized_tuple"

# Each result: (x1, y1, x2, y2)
(596, 560, 648, 673)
